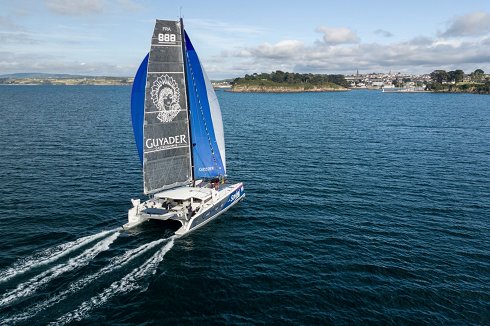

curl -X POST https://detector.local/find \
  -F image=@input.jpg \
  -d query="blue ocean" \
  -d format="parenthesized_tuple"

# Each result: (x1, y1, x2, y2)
(0, 86, 488, 324)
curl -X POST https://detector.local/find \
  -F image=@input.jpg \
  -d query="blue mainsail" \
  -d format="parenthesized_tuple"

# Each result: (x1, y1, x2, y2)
(130, 53, 148, 164)
(184, 32, 226, 179)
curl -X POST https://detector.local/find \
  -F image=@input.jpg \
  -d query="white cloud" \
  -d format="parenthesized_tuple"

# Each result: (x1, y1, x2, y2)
(440, 11, 490, 37)
(2, 11, 489, 79)
(374, 29, 393, 37)
(216, 32, 490, 77)
(0, 15, 25, 31)
(116, 0, 143, 12)
(0, 31, 37, 44)
(316, 26, 360, 44)
(185, 18, 268, 53)
(186, 19, 267, 35)
(44, 0, 105, 15)
(43, 0, 143, 15)
(248, 40, 305, 59)
(408, 36, 433, 46)
(0, 51, 134, 76)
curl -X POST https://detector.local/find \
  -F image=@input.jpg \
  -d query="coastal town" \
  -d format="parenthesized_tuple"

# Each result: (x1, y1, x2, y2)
(345, 71, 432, 90)
(343, 70, 489, 90)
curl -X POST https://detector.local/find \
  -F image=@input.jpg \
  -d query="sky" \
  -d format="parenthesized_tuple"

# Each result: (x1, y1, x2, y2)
(1, 0, 490, 79)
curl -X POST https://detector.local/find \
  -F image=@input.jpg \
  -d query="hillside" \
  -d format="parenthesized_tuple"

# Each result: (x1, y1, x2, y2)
(231, 71, 350, 93)
(426, 82, 490, 94)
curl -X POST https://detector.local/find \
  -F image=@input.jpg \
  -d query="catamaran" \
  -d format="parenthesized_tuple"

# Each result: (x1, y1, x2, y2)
(124, 19, 244, 236)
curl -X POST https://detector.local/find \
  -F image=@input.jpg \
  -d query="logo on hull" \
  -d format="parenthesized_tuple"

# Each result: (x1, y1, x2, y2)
(227, 188, 242, 205)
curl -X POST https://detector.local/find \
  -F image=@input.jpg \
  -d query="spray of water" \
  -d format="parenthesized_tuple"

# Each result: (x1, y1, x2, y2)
(0, 232, 120, 307)
(0, 229, 117, 284)
(53, 237, 175, 325)
(4, 237, 167, 323)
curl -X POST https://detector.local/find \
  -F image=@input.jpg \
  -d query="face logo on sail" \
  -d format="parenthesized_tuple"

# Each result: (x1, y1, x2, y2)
(151, 74, 181, 123)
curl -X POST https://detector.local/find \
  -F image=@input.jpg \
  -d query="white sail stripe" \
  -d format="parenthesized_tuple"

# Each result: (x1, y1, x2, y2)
(145, 110, 184, 114)
(0, 232, 120, 308)
(53, 237, 175, 325)
(147, 71, 184, 74)
(3, 238, 167, 324)
(151, 43, 182, 47)
(0, 229, 116, 284)
(144, 144, 189, 154)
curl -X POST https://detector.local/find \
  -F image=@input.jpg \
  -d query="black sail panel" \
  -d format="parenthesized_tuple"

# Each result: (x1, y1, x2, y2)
(143, 20, 192, 194)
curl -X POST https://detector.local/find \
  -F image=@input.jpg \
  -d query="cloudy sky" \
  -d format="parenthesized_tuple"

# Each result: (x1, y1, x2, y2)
(1, 0, 490, 78)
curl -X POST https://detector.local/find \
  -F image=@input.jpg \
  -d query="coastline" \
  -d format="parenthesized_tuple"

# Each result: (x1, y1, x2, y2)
(0, 83, 131, 86)
(228, 85, 349, 93)
(0, 77, 132, 86)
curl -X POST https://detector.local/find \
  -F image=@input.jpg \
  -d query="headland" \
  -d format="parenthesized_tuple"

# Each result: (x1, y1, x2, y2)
(228, 72, 350, 93)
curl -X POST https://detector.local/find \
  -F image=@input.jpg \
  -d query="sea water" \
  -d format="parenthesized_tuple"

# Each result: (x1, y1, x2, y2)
(0, 86, 488, 324)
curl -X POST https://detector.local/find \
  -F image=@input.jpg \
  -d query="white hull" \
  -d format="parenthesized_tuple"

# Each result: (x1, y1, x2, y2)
(124, 182, 244, 236)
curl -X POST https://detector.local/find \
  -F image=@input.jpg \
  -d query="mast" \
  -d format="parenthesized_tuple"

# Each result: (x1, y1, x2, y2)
(180, 18, 195, 184)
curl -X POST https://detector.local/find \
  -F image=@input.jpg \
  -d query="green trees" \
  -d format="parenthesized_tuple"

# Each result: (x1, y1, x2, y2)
(270, 70, 285, 83)
(454, 70, 464, 83)
(447, 70, 464, 83)
(426, 68, 489, 93)
(470, 69, 485, 82)
(426, 82, 445, 91)
(430, 70, 449, 83)
(327, 75, 350, 87)
(430, 68, 487, 84)
(232, 71, 350, 87)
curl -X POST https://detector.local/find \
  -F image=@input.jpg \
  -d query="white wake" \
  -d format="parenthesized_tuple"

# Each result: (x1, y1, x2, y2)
(0, 229, 116, 284)
(53, 237, 175, 325)
(4, 238, 167, 324)
(0, 231, 120, 307)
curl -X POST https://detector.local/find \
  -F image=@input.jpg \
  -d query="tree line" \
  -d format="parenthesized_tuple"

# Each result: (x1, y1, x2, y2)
(427, 68, 489, 93)
(233, 71, 350, 88)
(430, 69, 485, 84)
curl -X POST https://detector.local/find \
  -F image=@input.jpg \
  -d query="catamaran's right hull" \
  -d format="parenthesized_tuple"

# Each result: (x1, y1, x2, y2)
(175, 183, 245, 236)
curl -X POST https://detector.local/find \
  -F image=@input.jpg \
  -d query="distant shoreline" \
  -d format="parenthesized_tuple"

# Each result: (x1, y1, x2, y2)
(228, 88, 350, 93)
(229, 84, 349, 93)
(0, 83, 131, 86)
(0, 77, 132, 86)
